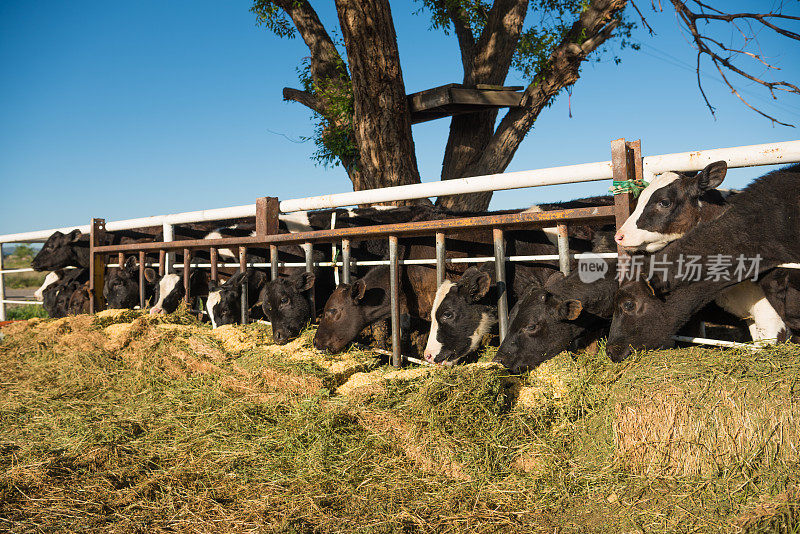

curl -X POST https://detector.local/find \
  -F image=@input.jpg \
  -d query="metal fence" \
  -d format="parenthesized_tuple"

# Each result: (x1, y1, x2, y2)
(2, 137, 799, 365)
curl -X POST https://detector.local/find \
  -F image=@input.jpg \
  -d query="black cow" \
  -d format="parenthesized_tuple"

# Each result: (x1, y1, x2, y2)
(103, 256, 156, 309)
(606, 163, 800, 361)
(260, 271, 316, 344)
(32, 230, 88, 271)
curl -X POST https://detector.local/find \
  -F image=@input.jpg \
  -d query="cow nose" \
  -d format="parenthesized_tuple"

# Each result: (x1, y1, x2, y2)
(423, 351, 434, 363)
(149, 307, 163, 315)
(273, 330, 288, 344)
(614, 230, 625, 244)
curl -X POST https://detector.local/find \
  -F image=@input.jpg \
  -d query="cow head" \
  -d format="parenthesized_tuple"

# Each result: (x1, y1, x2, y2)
(615, 161, 728, 252)
(606, 278, 677, 362)
(150, 273, 185, 315)
(260, 271, 315, 344)
(493, 286, 585, 374)
(104, 256, 155, 309)
(207, 270, 269, 329)
(423, 267, 496, 365)
(32, 229, 85, 271)
(314, 269, 389, 353)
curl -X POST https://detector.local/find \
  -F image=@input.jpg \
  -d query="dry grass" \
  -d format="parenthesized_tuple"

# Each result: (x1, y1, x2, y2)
(1, 313, 799, 533)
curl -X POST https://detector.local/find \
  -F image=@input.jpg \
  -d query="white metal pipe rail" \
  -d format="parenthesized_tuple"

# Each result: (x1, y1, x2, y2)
(2, 140, 798, 245)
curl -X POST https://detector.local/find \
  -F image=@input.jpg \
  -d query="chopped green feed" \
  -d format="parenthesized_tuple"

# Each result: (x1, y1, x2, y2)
(0, 315, 798, 533)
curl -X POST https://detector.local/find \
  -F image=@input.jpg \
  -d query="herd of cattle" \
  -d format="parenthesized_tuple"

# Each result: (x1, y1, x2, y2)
(28, 161, 800, 373)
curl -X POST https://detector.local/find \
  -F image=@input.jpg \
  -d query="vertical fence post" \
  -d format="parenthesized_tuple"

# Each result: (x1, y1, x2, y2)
(389, 235, 402, 368)
(163, 223, 175, 274)
(612, 138, 643, 279)
(89, 218, 107, 314)
(435, 232, 446, 287)
(239, 246, 248, 325)
(0, 243, 6, 322)
(158, 250, 166, 277)
(138, 250, 146, 309)
(341, 239, 351, 285)
(304, 243, 315, 319)
(183, 248, 191, 306)
(117, 252, 124, 269)
(270, 245, 279, 281)
(556, 224, 570, 275)
(210, 247, 218, 285)
(493, 228, 508, 342)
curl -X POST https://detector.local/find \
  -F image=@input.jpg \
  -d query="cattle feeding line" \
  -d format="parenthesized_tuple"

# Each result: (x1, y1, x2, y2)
(1, 138, 799, 363)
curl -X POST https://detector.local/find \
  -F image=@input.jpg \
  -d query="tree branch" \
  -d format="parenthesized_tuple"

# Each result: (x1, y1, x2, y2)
(472, 0, 626, 176)
(669, 0, 800, 127)
(471, 0, 530, 84)
(282, 88, 326, 115)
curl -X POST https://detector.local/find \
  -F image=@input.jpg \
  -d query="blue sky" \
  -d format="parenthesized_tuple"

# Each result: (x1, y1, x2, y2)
(1, 0, 799, 236)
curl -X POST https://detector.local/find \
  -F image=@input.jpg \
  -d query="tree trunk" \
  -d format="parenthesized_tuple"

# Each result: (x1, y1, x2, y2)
(335, 0, 422, 200)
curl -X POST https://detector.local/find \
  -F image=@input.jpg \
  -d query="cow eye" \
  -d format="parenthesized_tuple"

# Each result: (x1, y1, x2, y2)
(523, 323, 540, 336)
(658, 198, 671, 208)
(280, 296, 289, 305)
(441, 311, 454, 321)
(622, 300, 635, 312)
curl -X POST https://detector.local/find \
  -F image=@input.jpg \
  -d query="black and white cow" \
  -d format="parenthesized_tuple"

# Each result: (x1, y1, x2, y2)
(149, 270, 209, 315)
(606, 162, 800, 361)
(34, 270, 65, 301)
(41, 268, 89, 318)
(614, 160, 786, 342)
(206, 269, 269, 328)
(423, 267, 497, 365)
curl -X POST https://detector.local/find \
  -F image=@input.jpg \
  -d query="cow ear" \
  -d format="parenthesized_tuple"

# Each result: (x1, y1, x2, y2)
(292, 272, 315, 292)
(68, 229, 82, 242)
(124, 256, 137, 272)
(457, 267, 491, 302)
(351, 279, 367, 301)
(558, 299, 583, 321)
(688, 160, 727, 195)
(144, 268, 157, 284)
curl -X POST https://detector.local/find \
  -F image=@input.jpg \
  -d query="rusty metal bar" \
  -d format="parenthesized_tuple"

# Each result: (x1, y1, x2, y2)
(138, 251, 146, 309)
(435, 232, 446, 287)
(158, 250, 166, 276)
(239, 246, 248, 325)
(612, 138, 642, 279)
(183, 248, 191, 306)
(556, 224, 570, 275)
(89, 218, 106, 313)
(493, 228, 508, 342)
(341, 239, 351, 285)
(389, 235, 401, 369)
(304, 243, 315, 318)
(210, 247, 218, 284)
(93, 206, 616, 254)
(270, 245, 279, 281)
(117, 252, 124, 269)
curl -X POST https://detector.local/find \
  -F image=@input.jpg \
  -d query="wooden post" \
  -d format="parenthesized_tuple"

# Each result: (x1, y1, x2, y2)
(158, 250, 166, 276)
(89, 218, 107, 313)
(256, 197, 280, 238)
(612, 138, 642, 279)
(210, 247, 218, 284)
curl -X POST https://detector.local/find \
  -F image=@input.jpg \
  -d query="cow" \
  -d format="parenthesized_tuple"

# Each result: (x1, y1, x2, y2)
(149, 270, 209, 315)
(423, 266, 497, 365)
(32, 230, 88, 271)
(613, 161, 787, 342)
(41, 268, 89, 318)
(492, 268, 617, 373)
(260, 271, 316, 344)
(103, 256, 156, 309)
(606, 162, 800, 361)
(206, 269, 269, 328)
